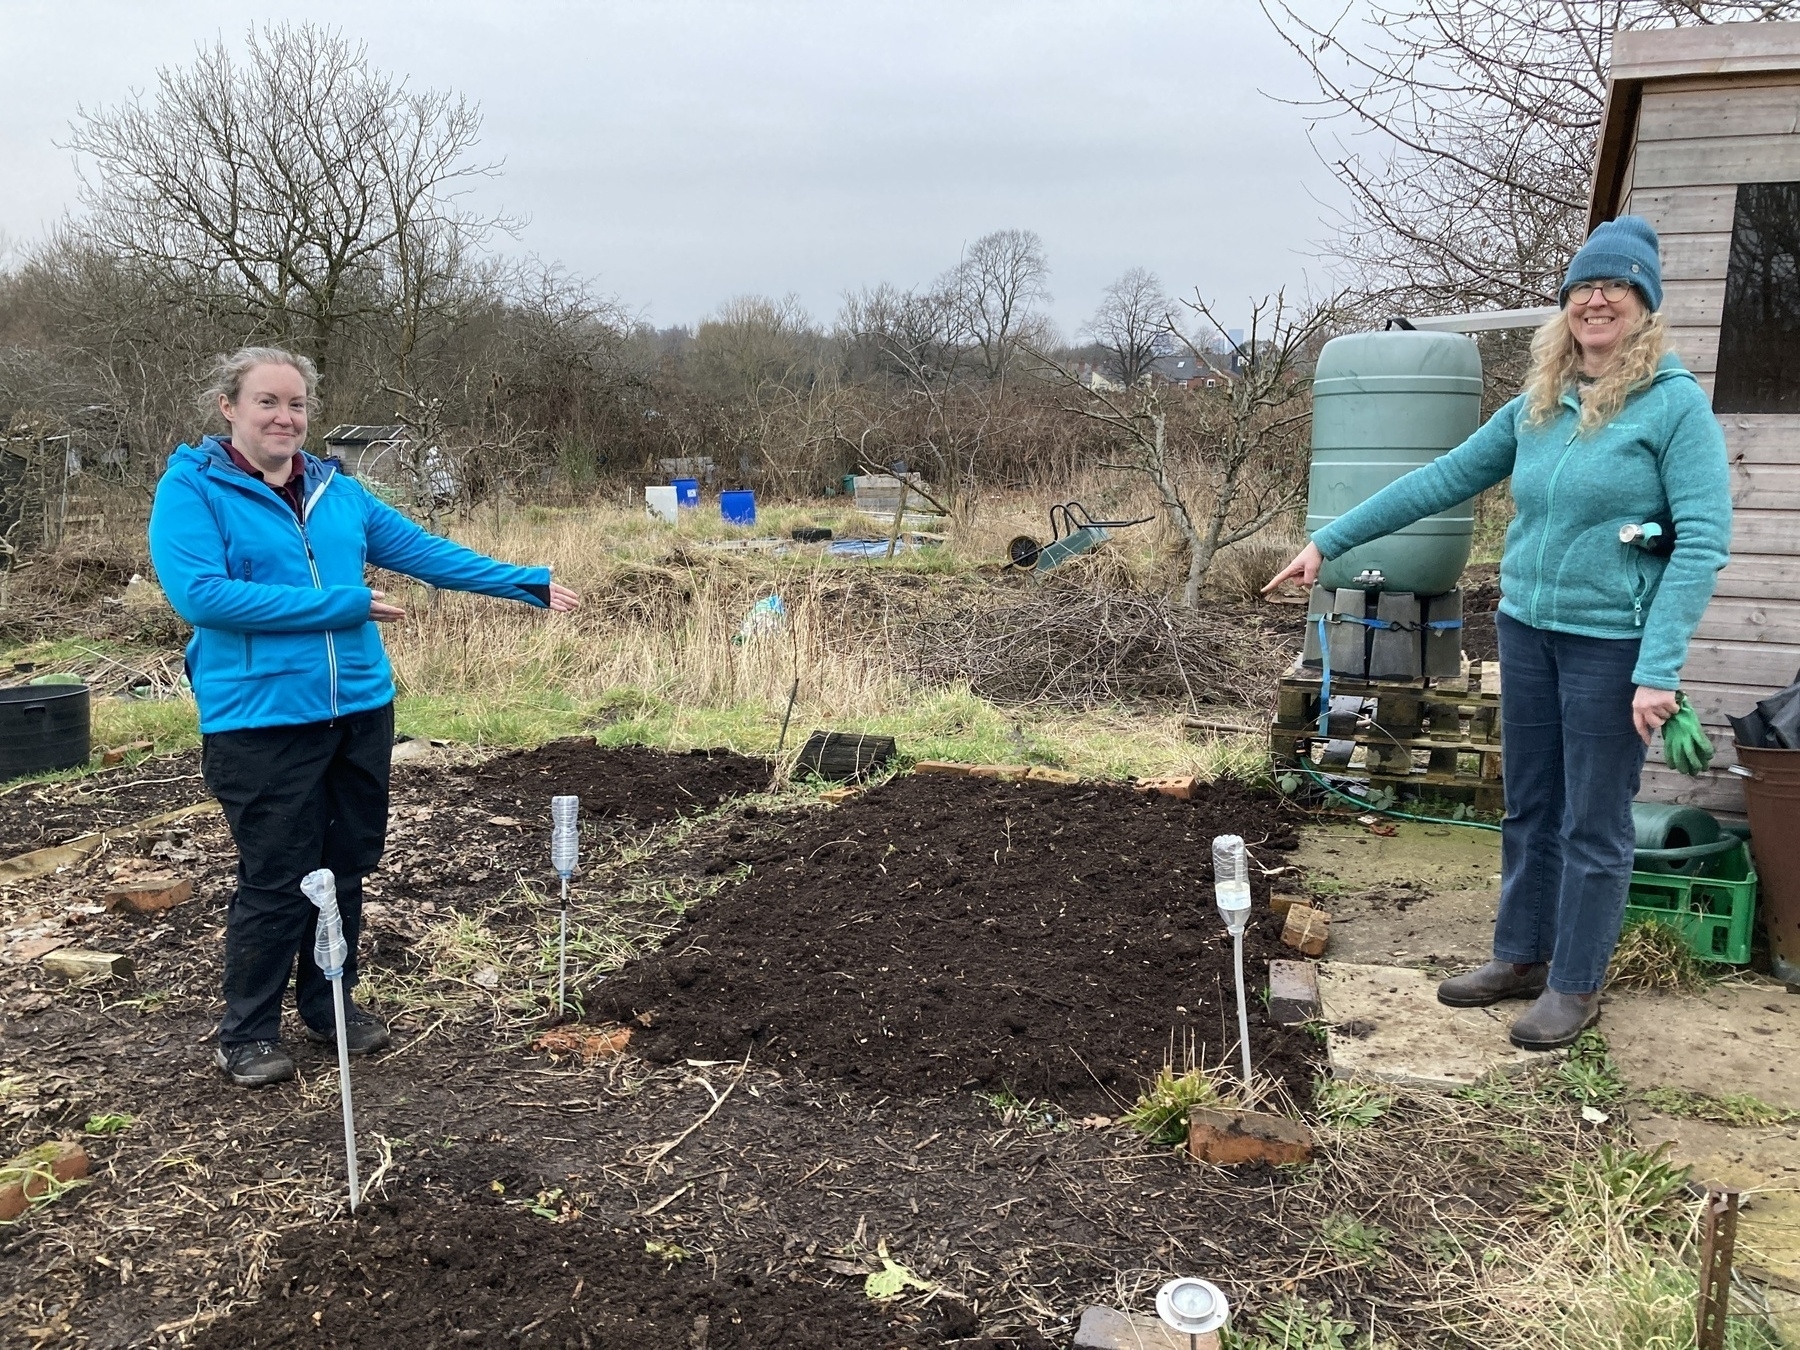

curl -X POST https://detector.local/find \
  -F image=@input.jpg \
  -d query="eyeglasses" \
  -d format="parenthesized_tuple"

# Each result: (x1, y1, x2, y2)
(1568, 280, 1635, 304)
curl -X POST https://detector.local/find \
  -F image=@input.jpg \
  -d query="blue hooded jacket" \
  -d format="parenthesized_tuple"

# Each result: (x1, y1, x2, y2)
(149, 437, 551, 734)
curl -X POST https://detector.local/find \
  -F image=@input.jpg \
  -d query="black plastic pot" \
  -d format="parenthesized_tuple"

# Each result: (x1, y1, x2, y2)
(0, 683, 91, 780)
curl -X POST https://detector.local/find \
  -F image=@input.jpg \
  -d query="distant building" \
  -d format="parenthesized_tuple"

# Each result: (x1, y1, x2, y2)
(323, 424, 455, 501)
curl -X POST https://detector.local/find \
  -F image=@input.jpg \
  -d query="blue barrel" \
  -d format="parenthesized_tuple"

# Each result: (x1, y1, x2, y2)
(672, 477, 699, 509)
(1307, 331, 1483, 595)
(721, 490, 756, 526)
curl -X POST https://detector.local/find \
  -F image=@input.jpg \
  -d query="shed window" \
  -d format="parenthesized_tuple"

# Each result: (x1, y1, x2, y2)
(1715, 182, 1800, 414)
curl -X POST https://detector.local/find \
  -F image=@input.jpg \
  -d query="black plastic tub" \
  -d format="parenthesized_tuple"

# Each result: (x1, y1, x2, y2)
(0, 683, 91, 780)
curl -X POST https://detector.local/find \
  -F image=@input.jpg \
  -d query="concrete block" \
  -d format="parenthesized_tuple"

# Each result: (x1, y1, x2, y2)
(1134, 776, 1196, 801)
(1317, 963, 1541, 1090)
(1281, 905, 1331, 957)
(1074, 1306, 1216, 1349)
(1268, 959, 1320, 1025)
(1188, 1108, 1314, 1167)
(1024, 766, 1080, 785)
(42, 950, 133, 980)
(0, 1141, 89, 1220)
(104, 876, 193, 915)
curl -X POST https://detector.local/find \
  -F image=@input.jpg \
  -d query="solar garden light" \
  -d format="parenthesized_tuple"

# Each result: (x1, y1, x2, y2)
(300, 867, 360, 1213)
(1211, 834, 1254, 1093)
(1156, 1276, 1231, 1345)
(550, 795, 580, 1014)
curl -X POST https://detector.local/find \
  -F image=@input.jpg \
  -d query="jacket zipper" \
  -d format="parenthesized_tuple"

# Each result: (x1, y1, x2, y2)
(243, 560, 254, 668)
(299, 470, 339, 720)
(1528, 419, 1583, 626)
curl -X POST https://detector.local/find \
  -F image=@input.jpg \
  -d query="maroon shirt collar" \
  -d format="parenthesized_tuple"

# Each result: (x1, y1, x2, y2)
(223, 439, 307, 517)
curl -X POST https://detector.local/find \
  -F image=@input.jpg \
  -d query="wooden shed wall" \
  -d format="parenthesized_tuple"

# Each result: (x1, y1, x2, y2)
(1609, 69, 1800, 812)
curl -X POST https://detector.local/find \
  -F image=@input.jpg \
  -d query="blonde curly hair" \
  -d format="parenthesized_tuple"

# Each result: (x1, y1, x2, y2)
(1523, 303, 1670, 433)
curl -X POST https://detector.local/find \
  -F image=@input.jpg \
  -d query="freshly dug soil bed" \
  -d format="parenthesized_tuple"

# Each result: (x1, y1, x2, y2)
(597, 774, 1315, 1110)
(371, 741, 776, 909)
(462, 740, 772, 827)
(0, 749, 206, 856)
(192, 1180, 1035, 1350)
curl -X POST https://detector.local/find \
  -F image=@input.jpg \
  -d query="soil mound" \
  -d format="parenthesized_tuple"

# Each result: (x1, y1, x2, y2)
(463, 740, 772, 827)
(596, 774, 1315, 1110)
(193, 1186, 1037, 1349)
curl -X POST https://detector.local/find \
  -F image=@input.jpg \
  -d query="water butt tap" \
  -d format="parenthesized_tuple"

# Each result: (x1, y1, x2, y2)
(1156, 1276, 1231, 1344)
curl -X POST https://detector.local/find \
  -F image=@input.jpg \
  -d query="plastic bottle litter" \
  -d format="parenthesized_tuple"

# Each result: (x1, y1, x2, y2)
(1211, 835, 1254, 1092)
(734, 594, 786, 644)
(550, 796, 580, 1013)
(301, 867, 360, 1212)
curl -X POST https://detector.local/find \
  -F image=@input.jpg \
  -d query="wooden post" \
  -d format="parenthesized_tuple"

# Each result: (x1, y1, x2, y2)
(1696, 1188, 1739, 1350)
(884, 477, 911, 560)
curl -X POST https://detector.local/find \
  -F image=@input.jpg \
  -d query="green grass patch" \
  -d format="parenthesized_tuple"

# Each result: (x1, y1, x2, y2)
(1120, 1063, 1228, 1145)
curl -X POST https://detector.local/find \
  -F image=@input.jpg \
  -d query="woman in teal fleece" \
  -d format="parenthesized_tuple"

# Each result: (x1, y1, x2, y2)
(1266, 216, 1731, 1049)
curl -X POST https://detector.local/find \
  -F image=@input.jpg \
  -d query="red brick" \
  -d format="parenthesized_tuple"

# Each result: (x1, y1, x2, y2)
(1280, 904, 1331, 957)
(1188, 1108, 1313, 1167)
(0, 1141, 89, 1221)
(104, 876, 194, 915)
(1134, 776, 1196, 801)
(911, 761, 973, 776)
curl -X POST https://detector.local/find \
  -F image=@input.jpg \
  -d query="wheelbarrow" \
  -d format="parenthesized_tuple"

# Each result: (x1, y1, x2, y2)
(1007, 502, 1152, 574)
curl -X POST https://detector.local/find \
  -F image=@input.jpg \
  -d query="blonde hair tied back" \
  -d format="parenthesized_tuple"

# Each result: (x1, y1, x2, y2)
(1523, 306, 1670, 434)
(198, 347, 321, 423)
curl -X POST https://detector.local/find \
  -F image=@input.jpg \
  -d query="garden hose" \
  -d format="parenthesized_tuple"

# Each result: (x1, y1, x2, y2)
(1662, 692, 1714, 777)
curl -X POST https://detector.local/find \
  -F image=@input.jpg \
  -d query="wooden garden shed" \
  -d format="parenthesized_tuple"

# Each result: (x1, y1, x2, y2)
(1590, 20, 1800, 814)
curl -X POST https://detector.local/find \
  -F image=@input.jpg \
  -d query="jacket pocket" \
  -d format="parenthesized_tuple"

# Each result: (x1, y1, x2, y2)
(1549, 519, 1641, 631)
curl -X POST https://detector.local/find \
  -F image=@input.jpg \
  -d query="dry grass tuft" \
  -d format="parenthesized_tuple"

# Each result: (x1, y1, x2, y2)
(1605, 919, 1716, 994)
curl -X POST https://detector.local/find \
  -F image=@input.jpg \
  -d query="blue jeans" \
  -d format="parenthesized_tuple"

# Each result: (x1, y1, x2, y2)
(1493, 613, 1648, 994)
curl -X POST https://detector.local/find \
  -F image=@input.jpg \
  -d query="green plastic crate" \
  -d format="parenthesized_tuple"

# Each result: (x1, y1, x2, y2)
(1623, 839, 1758, 965)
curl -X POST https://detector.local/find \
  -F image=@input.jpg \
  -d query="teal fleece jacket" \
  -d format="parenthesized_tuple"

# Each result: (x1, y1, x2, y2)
(1309, 353, 1731, 690)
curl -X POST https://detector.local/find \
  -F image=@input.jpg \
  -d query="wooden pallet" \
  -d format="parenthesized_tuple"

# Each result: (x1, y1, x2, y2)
(1271, 660, 1505, 812)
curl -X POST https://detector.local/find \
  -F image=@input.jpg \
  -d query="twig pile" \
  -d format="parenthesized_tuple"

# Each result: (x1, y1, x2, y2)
(903, 573, 1296, 710)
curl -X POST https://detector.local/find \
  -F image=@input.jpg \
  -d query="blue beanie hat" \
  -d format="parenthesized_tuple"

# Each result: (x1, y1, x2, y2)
(1560, 215, 1663, 311)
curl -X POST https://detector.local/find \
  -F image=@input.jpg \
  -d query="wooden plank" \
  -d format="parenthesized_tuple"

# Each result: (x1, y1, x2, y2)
(1731, 463, 1800, 510)
(1661, 278, 1726, 328)
(1638, 84, 1800, 142)
(1613, 25, 1800, 83)
(1638, 763, 1746, 815)
(1634, 134, 1800, 190)
(1682, 636, 1800, 687)
(1659, 231, 1732, 283)
(1715, 554, 1800, 599)
(1668, 325, 1719, 375)
(1628, 185, 1740, 235)
(1680, 678, 1795, 728)
(1693, 597, 1800, 645)
(1722, 416, 1800, 463)
(1729, 510, 1800, 555)
(1590, 77, 1642, 230)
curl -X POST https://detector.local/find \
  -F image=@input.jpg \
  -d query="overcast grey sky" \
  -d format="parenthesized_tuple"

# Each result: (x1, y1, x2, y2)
(0, 0, 1347, 336)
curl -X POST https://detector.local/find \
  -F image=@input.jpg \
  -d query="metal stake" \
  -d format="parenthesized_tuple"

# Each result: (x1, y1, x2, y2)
(558, 876, 570, 1013)
(329, 975, 361, 1211)
(1697, 1187, 1739, 1350)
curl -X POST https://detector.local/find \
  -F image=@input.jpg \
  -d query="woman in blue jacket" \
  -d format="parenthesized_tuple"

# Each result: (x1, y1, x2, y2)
(149, 347, 580, 1087)
(1266, 217, 1731, 1050)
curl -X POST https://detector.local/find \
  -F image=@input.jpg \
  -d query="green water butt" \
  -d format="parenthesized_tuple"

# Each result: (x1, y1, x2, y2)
(1307, 330, 1484, 596)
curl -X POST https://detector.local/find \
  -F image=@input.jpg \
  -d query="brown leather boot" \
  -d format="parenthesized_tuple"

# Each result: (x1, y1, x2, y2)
(1508, 989, 1600, 1051)
(1435, 960, 1548, 1008)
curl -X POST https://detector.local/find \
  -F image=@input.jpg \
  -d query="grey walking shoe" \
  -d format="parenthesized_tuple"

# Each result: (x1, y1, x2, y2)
(304, 1006, 391, 1056)
(215, 1040, 297, 1088)
(1508, 989, 1600, 1051)
(1436, 960, 1548, 1008)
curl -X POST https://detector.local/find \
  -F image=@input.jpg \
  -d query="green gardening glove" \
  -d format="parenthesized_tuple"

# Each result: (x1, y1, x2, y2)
(1662, 691, 1715, 777)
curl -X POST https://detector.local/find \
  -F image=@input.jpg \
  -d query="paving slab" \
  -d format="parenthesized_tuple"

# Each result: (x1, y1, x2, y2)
(1606, 981, 1800, 1114)
(1074, 1307, 1216, 1349)
(1293, 821, 1500, 969)
(1317, 962, 1541, 1089)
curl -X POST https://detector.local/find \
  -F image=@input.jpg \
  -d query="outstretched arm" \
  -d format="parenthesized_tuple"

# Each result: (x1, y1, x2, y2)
(360, 488, 553, 605)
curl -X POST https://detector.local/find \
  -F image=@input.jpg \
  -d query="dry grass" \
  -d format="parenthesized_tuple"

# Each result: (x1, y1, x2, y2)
(1605, 919, 1717, 995)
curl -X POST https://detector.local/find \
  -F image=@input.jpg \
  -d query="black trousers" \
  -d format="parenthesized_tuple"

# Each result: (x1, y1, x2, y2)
(202, 703, 393, 1044)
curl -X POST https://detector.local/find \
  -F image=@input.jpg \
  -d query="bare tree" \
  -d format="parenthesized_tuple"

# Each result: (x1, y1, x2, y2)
(65, 22, 506, 405)
(943, 229, 1053, 381)
(1084, 267, 1176, 387)
(1050, 291, 1343, 608)
(1265, 1, 1800, 314)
